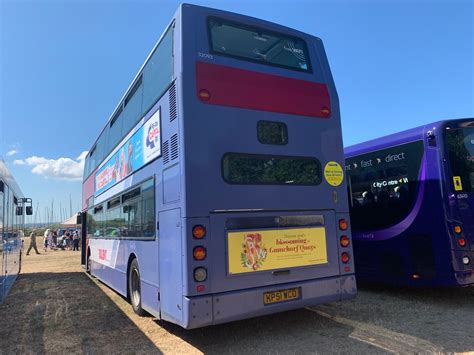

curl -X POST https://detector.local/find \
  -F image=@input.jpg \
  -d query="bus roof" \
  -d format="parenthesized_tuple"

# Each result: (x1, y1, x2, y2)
(86, 3, 321, 156)
(0, 159, 24, 198)
(344, 118, 473, 157)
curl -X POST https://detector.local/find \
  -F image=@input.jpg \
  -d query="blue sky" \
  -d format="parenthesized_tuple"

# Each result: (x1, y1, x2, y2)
(0, 0, 472, 224)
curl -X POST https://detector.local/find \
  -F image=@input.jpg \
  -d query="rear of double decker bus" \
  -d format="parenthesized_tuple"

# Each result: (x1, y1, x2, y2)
(171, 4, 355, 328)
(442, 118, 474, 285)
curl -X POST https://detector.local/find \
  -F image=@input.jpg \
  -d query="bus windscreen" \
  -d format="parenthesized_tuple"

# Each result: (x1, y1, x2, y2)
(446, 126, 474, 192)
(208, 17, 311, 72)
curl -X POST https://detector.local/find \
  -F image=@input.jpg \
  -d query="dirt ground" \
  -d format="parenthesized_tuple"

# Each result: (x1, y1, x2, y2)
(1, 247, 473, 354)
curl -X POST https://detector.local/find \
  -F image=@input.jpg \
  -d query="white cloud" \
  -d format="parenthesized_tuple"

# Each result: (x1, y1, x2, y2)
(6, 149, 18, 156)
(17, 151, 88, 181)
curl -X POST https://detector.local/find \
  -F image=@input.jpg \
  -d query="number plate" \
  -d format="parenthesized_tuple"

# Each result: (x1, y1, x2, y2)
(263, 287, 301, 305)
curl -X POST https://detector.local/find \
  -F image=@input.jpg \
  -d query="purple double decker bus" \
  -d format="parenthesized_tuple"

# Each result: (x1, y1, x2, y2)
(81, 4, 356, 329)
(345, 118, 474, 287)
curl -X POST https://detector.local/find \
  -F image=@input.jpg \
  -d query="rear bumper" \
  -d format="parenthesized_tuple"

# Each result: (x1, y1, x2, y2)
(179, 274, 356, 329)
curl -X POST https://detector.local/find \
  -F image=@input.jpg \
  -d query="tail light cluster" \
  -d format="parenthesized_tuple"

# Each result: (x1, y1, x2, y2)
(338, 219, 351, 271)
(192, 225, 208, 285)
(453, 224, 470, 267)
(453, 224, 467, 248)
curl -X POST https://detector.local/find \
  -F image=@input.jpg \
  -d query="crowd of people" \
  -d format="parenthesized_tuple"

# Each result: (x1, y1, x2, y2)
(26, 228, 81, 255)
(42, 229, 81, 252)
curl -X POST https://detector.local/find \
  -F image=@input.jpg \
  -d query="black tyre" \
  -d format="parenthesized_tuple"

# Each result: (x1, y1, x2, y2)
(128, 258, 146, 316)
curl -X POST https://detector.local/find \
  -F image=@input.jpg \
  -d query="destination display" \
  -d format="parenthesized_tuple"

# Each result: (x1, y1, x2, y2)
(95, 109, 161, 195)
(227, 227, 327, 275)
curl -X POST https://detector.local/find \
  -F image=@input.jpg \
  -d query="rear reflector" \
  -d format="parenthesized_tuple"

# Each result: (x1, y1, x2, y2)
(458, 238, 466, 247)
(320, 106, 330, 117)
(198, 89, 211, 102)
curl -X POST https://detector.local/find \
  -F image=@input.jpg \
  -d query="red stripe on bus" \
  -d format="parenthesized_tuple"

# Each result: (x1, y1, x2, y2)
(196, 61, 331, 118)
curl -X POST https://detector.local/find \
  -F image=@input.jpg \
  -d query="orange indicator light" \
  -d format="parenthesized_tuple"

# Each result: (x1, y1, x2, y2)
(193, 246, 207, 261)
(339, 219, 348, 231)
(340, 235, 350, 247)
(192, 225, 206, 239)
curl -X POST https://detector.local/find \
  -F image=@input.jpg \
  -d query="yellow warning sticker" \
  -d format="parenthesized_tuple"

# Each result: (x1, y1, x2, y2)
(453, 176, 463, 191)
(324, 161, 344, 187)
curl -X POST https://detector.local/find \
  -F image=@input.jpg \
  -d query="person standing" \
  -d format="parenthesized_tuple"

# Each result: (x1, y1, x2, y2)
(43, 233, 48, 252)
(72, 231, 80, 251)
(52, 230, 58, 249)
(64, 230, 70, 250)
(47, 229, 54, 250)
(26, 230, 41, 255)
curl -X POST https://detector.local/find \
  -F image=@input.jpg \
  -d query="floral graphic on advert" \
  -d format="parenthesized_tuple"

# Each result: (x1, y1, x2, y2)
(241, 233, 267, 271)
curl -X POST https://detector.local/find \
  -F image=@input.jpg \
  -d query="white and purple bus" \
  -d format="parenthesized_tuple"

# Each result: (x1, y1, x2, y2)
(81, 4, 355, 328)
(0, 160, 31, 304)
(346, 118, 474, 287)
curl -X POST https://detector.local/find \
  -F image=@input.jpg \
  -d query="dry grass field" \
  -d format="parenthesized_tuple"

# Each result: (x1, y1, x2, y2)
(0, 244, 473, 354)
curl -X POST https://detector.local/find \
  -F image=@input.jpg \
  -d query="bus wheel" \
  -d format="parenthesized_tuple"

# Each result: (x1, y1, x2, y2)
(129, 259, 146, 316)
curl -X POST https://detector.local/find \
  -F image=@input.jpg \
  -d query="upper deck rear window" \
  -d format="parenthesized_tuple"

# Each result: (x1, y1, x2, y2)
(208, 18, 312, 73)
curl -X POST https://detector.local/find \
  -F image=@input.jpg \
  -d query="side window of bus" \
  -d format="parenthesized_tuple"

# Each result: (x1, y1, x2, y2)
(446, 126, 474, 192)
(346, 141, 424, 231)
(92, 179, 155, 239)
(0, 187, 3, 239)
(8, 187, 13, 235)
(142, 27, 174, 114)
(141, 180, 155, 238)
(84, 26, 174, 180)
(121, 187, 142, 238)
(92, 205, 104, 237)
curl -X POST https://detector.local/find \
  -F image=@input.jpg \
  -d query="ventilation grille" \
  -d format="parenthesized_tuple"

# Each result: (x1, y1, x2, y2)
(162, 140, 170, 164)
(169, 83, 177, 122)
(171, 134, 179, 160)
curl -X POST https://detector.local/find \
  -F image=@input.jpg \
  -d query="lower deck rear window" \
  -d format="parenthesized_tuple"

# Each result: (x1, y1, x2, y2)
(222, 153, 321, 185)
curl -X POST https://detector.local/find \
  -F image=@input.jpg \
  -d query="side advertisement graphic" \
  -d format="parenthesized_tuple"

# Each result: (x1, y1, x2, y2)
(95, 109, 161, 195)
